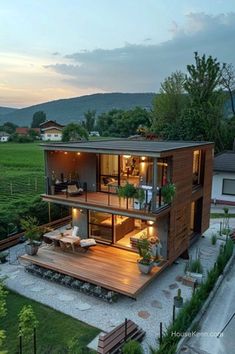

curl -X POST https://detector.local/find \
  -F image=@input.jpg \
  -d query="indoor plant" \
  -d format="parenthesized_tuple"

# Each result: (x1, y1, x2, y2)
(20, 216, 42, 256)
(161, 182, 176, 204)
(137, 234, 154, 274)
(51, 170, 56, 195)
(174, 288, 183, 308)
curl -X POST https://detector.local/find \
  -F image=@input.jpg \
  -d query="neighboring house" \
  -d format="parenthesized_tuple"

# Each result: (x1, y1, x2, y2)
(212, 151, 235, 205)
(0, 132, 10, 142)
(40, 120, 64, 141)
(15, 127, 40, 136)
(22, 140, 213, 298)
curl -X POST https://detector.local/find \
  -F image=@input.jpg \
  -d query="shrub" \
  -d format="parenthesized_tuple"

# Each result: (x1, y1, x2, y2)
(151, 239, 234, 354)
(122, 340, 143, 354)
(211, 233, 217, 245)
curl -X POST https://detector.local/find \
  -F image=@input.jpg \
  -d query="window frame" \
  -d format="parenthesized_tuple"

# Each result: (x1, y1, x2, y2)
(222, 178, 235, 196)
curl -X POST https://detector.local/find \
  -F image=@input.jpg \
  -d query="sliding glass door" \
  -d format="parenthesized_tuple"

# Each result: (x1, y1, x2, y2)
(89, 211, 113, 243)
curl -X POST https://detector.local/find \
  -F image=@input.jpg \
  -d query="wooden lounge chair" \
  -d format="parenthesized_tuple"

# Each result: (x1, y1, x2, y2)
(97, 319, 145, 354)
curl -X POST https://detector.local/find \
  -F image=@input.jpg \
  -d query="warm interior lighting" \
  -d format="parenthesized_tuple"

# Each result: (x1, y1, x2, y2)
(64, 152, 68, 155)
(123, 155, 131, 159)
(147, 220, 154, 226)
(77, 152, 81, 155)
(141, 156, 146, 162)
(157, 162, 168, 167)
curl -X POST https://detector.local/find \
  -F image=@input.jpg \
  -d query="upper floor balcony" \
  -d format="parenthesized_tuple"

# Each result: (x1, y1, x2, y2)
(43, 150, 172, 215)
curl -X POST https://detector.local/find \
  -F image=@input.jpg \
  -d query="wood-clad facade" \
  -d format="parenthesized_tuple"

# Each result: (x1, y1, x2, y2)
(41, 140, 214, 269)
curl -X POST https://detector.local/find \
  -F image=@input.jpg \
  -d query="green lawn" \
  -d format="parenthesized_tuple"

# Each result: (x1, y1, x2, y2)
(0, 143, 44, 209)
(1, 290, 99, 354)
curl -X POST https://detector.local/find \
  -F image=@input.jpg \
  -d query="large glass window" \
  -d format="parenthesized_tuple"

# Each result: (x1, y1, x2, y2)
(89, 211, 113, 243)
(192, 150, 201, 186)
(222, 179, 235, 196)
(99, 154, 119, 192)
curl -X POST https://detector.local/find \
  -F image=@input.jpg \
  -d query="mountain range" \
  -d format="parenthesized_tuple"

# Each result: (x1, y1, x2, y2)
(0, 93, 155, 126)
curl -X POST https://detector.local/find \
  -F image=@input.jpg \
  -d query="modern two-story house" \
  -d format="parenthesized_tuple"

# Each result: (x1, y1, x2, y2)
(42, 140, 213, 260)
(22, 139, 213, 298)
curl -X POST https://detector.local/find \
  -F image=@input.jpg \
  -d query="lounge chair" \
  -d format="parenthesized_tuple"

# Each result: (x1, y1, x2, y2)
(67, 184, 83, 196)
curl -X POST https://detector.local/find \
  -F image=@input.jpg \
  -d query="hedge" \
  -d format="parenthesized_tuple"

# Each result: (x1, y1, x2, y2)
(150, 239, 234, 354)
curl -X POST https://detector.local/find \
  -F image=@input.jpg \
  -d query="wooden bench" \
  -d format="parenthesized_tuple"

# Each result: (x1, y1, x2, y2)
(97, 319, 145, 354)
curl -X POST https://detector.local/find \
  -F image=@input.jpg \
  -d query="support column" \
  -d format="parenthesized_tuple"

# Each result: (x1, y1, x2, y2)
(152, 157, 158, 211)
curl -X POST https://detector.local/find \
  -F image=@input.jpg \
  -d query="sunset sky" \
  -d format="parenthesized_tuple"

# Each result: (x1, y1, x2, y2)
(0, 0, 235, 108)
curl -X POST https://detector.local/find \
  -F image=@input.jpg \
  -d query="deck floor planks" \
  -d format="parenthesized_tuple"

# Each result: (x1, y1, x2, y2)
(20, 245, 168, 297)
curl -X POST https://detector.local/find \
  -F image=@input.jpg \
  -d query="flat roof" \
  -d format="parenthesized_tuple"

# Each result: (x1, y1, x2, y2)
(41, 139, 213, 156)
(214, 151, 235, 173)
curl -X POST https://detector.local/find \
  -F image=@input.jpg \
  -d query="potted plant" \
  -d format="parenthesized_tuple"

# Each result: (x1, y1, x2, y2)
(0, 251, 9, 263)
(185, 250, 204, 283)
(117, 182, 137, 209)
(20, 216, 42, 256)
(134, 188, 145, 210)
(161, 182, 176, 204)
(174, 288, 183, 308)
(137, 234, 154, 274)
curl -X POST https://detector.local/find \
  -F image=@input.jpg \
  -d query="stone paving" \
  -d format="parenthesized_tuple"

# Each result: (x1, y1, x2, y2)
(0, 219, 231, 353)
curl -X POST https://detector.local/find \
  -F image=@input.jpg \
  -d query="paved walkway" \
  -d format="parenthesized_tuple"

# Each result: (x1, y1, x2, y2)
(0, 220, 228, 353)
(184, 260, 235, 354)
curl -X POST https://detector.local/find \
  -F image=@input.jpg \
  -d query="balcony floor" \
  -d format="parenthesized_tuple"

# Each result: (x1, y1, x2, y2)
(42, 192, 168, 218)
(20, 245, 168, 298)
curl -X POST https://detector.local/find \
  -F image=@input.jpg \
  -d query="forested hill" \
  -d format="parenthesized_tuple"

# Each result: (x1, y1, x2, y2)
(0, 107, 18, 116)
(0, 93, 155, 126)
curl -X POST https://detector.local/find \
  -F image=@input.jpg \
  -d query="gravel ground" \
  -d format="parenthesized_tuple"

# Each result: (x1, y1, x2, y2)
(0, 220, 230, 353)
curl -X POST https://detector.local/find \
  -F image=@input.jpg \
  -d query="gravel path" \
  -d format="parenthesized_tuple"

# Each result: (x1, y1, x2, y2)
(0, 220, 228, 353)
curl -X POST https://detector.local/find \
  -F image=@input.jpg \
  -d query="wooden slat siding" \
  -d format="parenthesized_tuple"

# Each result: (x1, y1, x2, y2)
(20, 246, 168, 298)
(201, 147, 213, 233)
(167, 149, 193, 264)
(166, 144, 214, 264)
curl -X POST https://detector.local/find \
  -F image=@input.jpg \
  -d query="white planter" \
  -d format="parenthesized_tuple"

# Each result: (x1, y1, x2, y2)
(186, 271, 203, 284)
(137, 260, 154, 274)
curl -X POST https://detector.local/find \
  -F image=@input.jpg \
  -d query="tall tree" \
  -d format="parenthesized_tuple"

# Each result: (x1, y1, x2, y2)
(183, 52, 224, 151)
(62, 123, 88, 142)
(220, 63, 235, 116)
(31, 111, 46, 128)
(82, 110, 96, 132)
(151, 71, 187, 139)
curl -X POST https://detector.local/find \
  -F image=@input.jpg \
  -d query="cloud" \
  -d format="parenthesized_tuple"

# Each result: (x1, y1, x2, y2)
(45, 13, 235, 92)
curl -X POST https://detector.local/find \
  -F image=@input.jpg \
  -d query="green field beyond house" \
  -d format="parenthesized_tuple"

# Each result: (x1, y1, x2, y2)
(1, 291, 98, 354)
(0, 143, 44, 209)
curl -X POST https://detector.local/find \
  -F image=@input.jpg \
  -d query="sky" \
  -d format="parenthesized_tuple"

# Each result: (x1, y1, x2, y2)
(0, 0, 235, 108)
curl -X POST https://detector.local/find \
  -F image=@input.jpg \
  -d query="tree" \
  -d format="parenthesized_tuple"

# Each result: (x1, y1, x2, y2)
(183, 52, 225, 151)
(18, 305, 38, 353)
(62, 123, 89, 142)
(2, 122, 18, 134)
(220, 63, 235, 116)
(31, 111, 46, 128)
(151, 71, 187, 139)
(82, 110, 96, 132)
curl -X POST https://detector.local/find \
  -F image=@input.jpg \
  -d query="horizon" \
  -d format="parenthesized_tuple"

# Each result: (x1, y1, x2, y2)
(0, 0, 235, 108)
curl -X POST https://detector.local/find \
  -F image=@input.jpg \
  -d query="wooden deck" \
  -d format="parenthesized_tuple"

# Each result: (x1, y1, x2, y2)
(20, 245, 168, 298)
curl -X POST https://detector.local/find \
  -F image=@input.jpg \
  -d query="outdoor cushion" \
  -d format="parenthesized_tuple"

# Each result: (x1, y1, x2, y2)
(72, 226, 79, 237)
(80, 238, 96, 247)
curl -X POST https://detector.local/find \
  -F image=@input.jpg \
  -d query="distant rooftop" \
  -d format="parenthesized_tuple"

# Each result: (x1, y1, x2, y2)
(41, 139, 213, 155)
(214, 151, 235, 173)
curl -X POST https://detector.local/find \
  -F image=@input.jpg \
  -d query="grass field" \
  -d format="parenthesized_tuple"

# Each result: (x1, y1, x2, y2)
(0, 143, 44, 209)
(1, 290, 98, 354)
